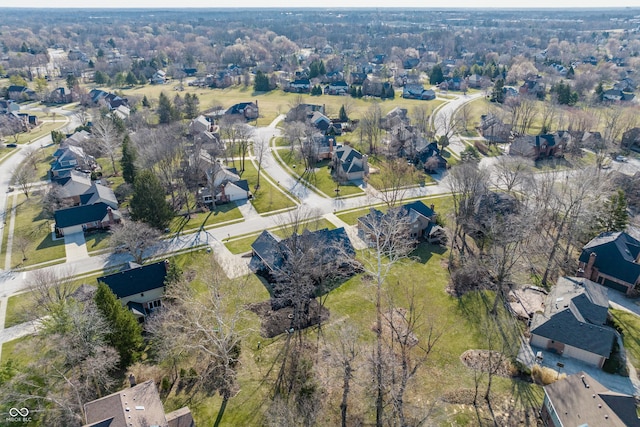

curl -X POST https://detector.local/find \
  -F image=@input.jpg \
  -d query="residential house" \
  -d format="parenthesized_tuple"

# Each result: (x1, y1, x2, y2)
(250, 227, 355, 280)
(622, 127, 640, 149)
(151, 69, 167, 84)
(578, 231, 640, 295)
(50, 143, 97, 178)
(358, 200, 441, 242)
(190, 115, 214, 134)
(324, 81, 349, 96)
(48, 87, 72, 104)
(7, 85, 36, 102)
(202, 163, 251, 204)
(307, 133, 336, 160)
(97, 260, 170, 319)
(350, 72, 368, 85)
(323, 70, 344, 83)
(0, 99, 20, 114)
(416, 141, 447, 173)
(362, 78, 392, 98)
(402, 57, 420, 69)
(439, 77, 463, 91)
(529, 277, 616, 368)
(603, 89, 635, 102)
(88, 89, 129, 110)
(286, 79, 311, 93)
(381, 107, 409, 130)
(478, 113, 512, 144)
(332, 145, 369, 182)
(540, 372, 640, 427)
(225, 101, 259, 120)
(285, 103, 324, 122)
(55, 175, 118, 209)
(519, 76, 546, 99)
(466, 73, 483, 88)
(310, 111, 332, 132)
(509, 132, 570, 160)
(402, 84, 435, 100)
(54, 202, 121, 236)
(83, 379, 194, 427)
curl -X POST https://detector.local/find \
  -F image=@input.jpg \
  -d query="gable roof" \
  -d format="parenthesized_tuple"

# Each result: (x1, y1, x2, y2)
(97, 260, 169, 299)
(80, 183, 119, 209)
(531, 277, 615, 357)
(83, 380, 170, 427)
(579, 232, 640, 285)
(54, 203, 118, 229)
(544, 372, 640, 427)
(251, 230, 283, 271)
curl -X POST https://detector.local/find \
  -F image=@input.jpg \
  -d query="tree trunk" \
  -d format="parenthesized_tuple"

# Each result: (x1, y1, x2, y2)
(340, 361, 351, 427)
(375, 270, 384, 427)
(541, 215, 567, 286)
(213, 395, 229, 427)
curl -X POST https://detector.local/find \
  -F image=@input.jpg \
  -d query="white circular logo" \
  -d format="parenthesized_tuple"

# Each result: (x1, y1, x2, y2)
(8, 408, 29, 417)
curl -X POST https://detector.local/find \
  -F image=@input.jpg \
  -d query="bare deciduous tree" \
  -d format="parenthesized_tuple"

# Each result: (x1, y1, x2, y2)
(12, 163, 36, 198)
(109, 221, 161, 264)
(91, 116, 121, 175)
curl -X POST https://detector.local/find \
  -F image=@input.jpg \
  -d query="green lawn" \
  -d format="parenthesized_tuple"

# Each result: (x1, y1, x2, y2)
(84, 230, 112, 253)
(8, 121, 67, 146)
(9, 195, 65, 268)
(3, 291, 38, 329)
(1, 335, 36, 365)
(367, 155, 434, 189)
(239, 159, 298, 214)
(277, 149, 364, 197)
(610, 308, 640, 371)
(116, 84, 448, 126)
(169, 202, 244, 233)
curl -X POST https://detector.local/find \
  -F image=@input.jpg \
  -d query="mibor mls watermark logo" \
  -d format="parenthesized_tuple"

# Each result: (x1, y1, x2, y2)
(6, 407, 31, 423)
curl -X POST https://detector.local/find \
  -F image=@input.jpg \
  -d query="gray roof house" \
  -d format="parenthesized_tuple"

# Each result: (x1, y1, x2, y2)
(98, 260, 169, 319)
(332, 145, 369, 182)
(578, 231, 640, 294)
(83, 379, 194, 427)
(54, 202, 122, 237)
(529, 277, 615, 368)
(540, 372, 640, 427)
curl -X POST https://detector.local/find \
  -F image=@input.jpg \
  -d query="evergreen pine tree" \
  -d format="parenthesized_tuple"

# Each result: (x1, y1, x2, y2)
(121, 134, 138, 185)
(157, 92, 174, 124)
(429, 64, 444, 85)
(597, 189, 629, 232)
(125, 71, 138, 86)
(350, 85, 357, 98)
(357, 87, 363, 98)
(94, 282, 144, 368)
(130, 170, 174, 230)
(142, 95, 151, 108)
(339, 105, 348, 122)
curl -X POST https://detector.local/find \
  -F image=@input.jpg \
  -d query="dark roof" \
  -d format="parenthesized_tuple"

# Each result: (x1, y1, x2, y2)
(531, 309, 615, 357)
(7, 85, 28, 92)
(97, 260, 168, 299)
(531, 277, 615, 358)
(402, 200, 434, 219)
(251, 227, 354, 274)
(579, 232, 640, 286)
(535, 134, 556, 147)
(251, 230, 283, 271)
(54, 203, 113, 228)
(234, 179, 250, 192)
(543, 372, 640, 427)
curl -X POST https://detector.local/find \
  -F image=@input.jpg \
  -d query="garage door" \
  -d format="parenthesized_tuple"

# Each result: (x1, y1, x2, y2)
(601, 278, 629, 293)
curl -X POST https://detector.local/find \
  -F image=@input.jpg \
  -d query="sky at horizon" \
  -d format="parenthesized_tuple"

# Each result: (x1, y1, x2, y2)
(4, 1, 640, 9)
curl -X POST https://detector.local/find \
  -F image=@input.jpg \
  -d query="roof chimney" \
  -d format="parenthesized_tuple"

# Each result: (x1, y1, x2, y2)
(129, 374, 136, 387)
(581, 375, 589, 388)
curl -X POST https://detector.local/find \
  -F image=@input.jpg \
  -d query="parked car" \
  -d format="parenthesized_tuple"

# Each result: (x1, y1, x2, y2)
(615, 155, 627, 162)
(5, 143, 17, 148)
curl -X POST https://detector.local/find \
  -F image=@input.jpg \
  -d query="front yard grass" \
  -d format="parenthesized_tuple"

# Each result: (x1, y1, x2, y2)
(240, 159, 298, 213)
(84, 230, 112, 253)
(9, 194, 65, 268)
(169, 202, 243, 233)
(367, 155, 434, 190)
(277, 149, 364, 197)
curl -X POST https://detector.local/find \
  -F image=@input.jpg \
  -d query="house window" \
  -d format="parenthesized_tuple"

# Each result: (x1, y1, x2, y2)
(148, 299, 162, 309)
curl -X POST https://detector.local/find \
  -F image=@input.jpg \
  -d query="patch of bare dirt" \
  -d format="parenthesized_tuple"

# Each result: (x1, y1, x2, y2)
(460, 350, 517, 377)
(248, 300, 330, 338)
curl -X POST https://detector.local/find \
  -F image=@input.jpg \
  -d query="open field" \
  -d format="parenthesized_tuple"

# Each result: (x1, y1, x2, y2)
(114, 84, 446, 126)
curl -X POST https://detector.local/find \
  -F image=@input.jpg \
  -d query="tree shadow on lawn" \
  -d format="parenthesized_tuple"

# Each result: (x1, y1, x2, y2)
(85, 231, 110, 249)
(410, 242, 447, 264)
(36, 233, 64, 250)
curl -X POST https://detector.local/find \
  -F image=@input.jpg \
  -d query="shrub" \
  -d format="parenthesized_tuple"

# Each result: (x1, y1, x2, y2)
(531, 364, 565, 385)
